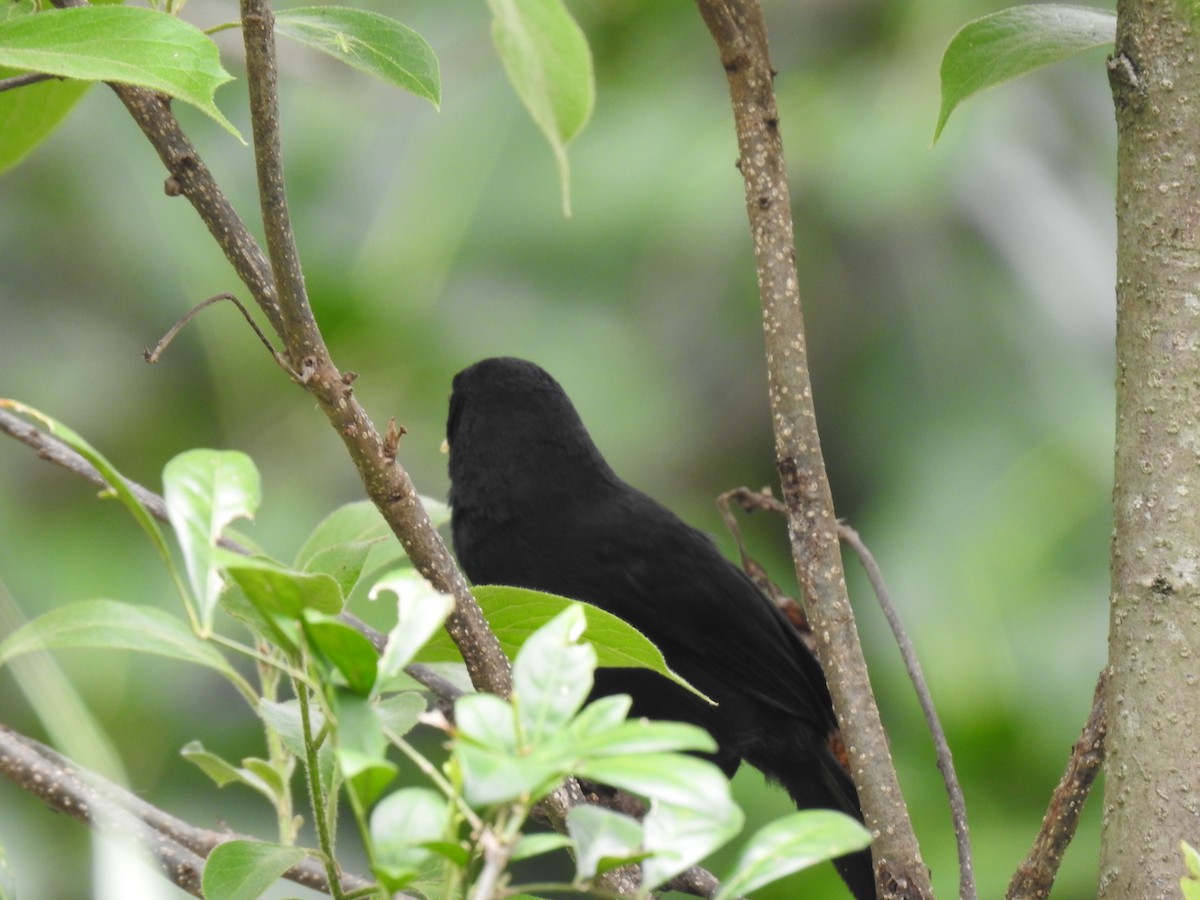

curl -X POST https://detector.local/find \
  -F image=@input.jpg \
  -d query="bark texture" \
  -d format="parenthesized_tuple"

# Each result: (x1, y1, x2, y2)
(1101, 1, 1200, 894)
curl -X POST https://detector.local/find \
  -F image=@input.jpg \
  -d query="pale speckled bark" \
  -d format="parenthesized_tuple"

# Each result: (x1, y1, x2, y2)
(1101, 0, 1200, 895)
(694, 2, 932, 896)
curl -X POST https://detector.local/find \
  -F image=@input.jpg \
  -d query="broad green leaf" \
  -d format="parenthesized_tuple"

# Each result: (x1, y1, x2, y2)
(164, 450, 261, 632)
(576, 753, 731, 813)
(567, 805, 644, 879)
(201, 839, 307, 900)
(376, 691, 426, 738)
(338, 748, 398, 809)
(304, 615, 378, 694)
(0, 70, 90, 175)
(372, 569, 454, 678)
(275, 7, 438, 106)
(180, 741, 283, 805)
(569, 717, 715, 759)
(417, 585, 704, 699)
(295, 500, 392, 565)
(258, 698, 335, 796)
(934, 5, 1116, 141)
(716, 810, 872, 900)
(0, 6, 238, 137)
(1183, 840, 1200, 899)
(371, 787, 448, 873)
(0, 401, 172, 571)
(455, 739, 565, 807)
(642, 798, 743, 890)
(219, 552, 344, 618)
(334, 690, 386, 760)
(511, 832, 573, 862)
(485, 0, 594, 214)
(294, 500, 408, 599)
(512, 604, 594, 744)
(0, 599, 244, 689)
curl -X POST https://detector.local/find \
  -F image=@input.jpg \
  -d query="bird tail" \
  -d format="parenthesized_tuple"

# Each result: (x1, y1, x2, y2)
(778, 743, 876, 900)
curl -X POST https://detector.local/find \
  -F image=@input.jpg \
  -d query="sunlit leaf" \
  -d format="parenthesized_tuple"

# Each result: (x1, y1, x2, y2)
(164, 450, 261, 632)
(715, 810, 872, 899)
(934, 4, 1115, 141)
(484, 0, 594, 214)
(201, 840, 306, 900)
(275, 7, 439, 106)
(0, 599, 243, 689)
(0, 6, 238, 137)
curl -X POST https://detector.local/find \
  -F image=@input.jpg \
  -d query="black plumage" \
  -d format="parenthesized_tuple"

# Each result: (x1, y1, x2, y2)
(446, 357, 874, 899)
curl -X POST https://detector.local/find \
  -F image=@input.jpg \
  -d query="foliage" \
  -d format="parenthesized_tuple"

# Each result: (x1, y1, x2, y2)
(935, 4, 1115, 141)
(0, 417, 869, 897)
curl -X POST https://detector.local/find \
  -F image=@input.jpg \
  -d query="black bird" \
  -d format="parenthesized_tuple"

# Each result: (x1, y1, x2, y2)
(446, 357, 874, 899)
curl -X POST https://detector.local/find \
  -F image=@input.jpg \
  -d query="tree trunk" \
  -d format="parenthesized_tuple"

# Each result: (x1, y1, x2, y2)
(1100, 0, 1200, 895)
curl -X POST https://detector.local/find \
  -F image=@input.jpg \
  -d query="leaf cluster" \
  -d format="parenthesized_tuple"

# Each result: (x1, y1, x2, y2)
(0, 403, 868, 899)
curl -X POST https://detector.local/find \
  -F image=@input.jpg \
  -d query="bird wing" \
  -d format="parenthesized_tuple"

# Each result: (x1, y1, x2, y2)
(568, 486, 838, 733)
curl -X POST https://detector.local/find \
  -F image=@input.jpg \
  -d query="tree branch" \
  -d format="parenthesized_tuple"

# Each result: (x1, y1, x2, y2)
(720, 486, 975, 898)
(0, 724, 383, 898)
(693, 2, 931, 896)
(41, 0, 511, 700)
(1008, 671, 1107, 899)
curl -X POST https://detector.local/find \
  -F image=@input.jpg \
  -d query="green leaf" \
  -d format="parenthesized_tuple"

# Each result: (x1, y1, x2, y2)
(567, 805, 644, 879)
(339, 748, 398, 809)
(512, 604, 594, 744)
(295, 500, 393, 567)
(0, 401, 173, 574)
(0, 70, 90, 175)
(304, 614, 378, 694)
(372, 569, 455, 678)
(569, 717, 716, 759)
(164, 450, 262, 632)
(274, 7, 439, 106)
(376, 691, 426, 738)
(0, 6, 239, 137)
(201, 839, 307, 900)
(1183, 840, 1200, 899)
(934, 5, 1116, 142)
(180, 741, 284, 805)
(576, 753, 731, 813)
(258, 698, 335, 795)
(511, 831, 573, 862)
(418, 585, 704, 699)
(0, 841, 16, 900)
(484, 0, 594, 214)
(371, 787, 449, 874)
(716, 810, 872, 900)
(220, 552, 344, 618)
(642, 798, 743, 890)
(0, 599, 243, 688)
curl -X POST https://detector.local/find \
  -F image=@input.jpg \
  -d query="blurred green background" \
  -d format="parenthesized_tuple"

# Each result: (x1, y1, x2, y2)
(0, 0, 1116, 896)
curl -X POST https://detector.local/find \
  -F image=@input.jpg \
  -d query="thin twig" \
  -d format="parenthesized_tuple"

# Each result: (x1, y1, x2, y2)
(45, 0, 512, 702)
(144, 292, 295, 377)
(720, 485, 976, 899)
(839, 522, 976, 900)
(0, 72, 58, 93)
(1007, 671, 1108, 899)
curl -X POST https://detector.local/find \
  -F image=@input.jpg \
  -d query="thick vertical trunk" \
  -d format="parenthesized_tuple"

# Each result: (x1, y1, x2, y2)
(1101, 1, 1200, 894)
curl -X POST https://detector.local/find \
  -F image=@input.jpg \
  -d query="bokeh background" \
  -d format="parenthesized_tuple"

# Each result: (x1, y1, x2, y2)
(0, 0, 1117, 896)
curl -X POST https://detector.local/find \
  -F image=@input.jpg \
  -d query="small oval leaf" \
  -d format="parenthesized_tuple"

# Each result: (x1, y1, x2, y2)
(202, 840, 307, 900)
(934, 4, 1116, 142)
(0, 6, 239, 137)
(274, 7, 439, 106)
